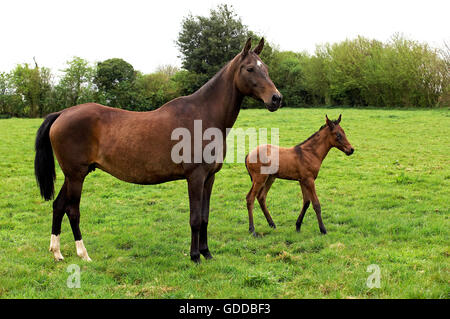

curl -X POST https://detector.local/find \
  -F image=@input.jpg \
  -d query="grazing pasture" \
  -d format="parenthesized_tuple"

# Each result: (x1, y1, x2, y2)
(0, 107, 448, 298)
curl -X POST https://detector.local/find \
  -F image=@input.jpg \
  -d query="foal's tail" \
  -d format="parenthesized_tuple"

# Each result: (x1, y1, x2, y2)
(244, 154, 253, 182)
(34, 111, 62, 201)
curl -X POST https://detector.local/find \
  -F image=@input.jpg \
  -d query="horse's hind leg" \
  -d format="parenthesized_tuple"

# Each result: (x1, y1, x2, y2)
(257, 176, 276, 229)
(66, 177, 91, 261)
(187, 171, 206, 263)
(199, 174, 215, 260)
(49, 179, 68, 261)
(246, 176, 267, 235)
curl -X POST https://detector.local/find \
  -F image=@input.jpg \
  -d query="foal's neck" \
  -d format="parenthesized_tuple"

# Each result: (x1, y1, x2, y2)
(300, 128, 333, 164)
(193, 59, 244, 132)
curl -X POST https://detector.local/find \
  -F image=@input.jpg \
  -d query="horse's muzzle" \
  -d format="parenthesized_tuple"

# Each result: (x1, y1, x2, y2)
(345, 148, 355, 156)
(267, 93, 282, 112)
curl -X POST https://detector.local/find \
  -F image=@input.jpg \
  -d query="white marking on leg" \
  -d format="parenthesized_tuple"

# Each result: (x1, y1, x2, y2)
(49, 234, 64, 261)
(75, 240, 92, 261)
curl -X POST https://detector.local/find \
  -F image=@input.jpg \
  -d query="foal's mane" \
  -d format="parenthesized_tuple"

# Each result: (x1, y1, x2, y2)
(295, 119, 340, 149)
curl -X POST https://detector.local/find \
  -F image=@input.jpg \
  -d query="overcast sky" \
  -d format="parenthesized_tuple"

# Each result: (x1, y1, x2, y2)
(1, 0, 448, 76)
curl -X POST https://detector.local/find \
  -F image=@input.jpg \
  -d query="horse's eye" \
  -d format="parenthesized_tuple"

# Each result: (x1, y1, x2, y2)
(336, 133, 342, 140)
(247, 67, 254, 72)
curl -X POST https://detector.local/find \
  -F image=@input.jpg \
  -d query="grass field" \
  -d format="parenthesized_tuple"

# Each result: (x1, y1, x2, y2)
(0, 107, 449, 299)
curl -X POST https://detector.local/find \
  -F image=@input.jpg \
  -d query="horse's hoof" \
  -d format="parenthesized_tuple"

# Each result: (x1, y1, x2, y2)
(296, 226, 301, 232)
(269, 223, 276, 229)
(320, 228, 327, 235)
(53, 254, 64, 261)
(190, 254, 201, 264)
(249, 226, 255, 234)
(50, 250, 64, 261)
(200, 249, 213, 260)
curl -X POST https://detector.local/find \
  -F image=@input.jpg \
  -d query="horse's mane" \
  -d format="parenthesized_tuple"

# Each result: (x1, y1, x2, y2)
(193, 58, 235, 97)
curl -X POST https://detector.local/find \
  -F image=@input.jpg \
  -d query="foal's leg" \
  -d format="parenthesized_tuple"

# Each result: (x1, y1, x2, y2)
(66, 178, 92, 261)
(199, 174, 215, 260)
(257, 176, 276, 229)
(246, 175, 267, 235)
(187, 172, 205, 263)
(49, 179, 68, 261)
(305, 178, 327, 234)
(296, 182, 311, 232)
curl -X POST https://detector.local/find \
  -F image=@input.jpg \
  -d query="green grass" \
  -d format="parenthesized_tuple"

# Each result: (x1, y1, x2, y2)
(0, 107, 449, 299)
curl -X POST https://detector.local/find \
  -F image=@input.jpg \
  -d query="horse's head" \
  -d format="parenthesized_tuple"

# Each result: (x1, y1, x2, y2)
(234, 38, 282, 112)
(325, 114, 354, 156)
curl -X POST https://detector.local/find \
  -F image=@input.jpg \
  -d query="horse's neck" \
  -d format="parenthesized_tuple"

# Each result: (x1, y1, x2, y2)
(301, 130, 332, 164)
(193, 63, 243, 133)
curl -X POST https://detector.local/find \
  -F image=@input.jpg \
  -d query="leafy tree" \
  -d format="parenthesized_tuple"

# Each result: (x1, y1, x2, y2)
(134, 71, 180, 110)
(176, 4, 248, 78)
(94, 58, 136, 108)
(171, 69, 209, 96)
(56, 57, 95, 108)
(10, 60, 52, 117)
(0, 72, 25, 117)
(155, 64, 180, 77)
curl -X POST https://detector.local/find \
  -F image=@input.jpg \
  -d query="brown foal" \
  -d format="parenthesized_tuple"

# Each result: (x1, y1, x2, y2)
(245, 115, 354, 235)
(35, 38, 282, 263)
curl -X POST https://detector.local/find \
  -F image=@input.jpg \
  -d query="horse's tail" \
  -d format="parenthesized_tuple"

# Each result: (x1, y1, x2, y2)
(34, 111, 62, 201)
(244, 154, 252, 182)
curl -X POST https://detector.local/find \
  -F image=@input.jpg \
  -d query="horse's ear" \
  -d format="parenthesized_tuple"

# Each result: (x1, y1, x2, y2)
(326, 115, 334, 128)
(242, 38, 252, 57)
(253, 37, 264, 55)
(337, 114, 342, 124)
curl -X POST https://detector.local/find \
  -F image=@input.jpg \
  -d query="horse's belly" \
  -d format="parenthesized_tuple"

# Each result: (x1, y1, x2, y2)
(96, 149, 185, 185)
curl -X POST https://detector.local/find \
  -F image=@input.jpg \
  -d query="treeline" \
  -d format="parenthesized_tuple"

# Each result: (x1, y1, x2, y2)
(270, 35, 449, 108)
(0, 5, 448, 118)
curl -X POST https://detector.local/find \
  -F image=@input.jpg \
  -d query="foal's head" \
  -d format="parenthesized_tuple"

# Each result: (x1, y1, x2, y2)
(324, 115, 354, 156)
(233, 38, 282, 112)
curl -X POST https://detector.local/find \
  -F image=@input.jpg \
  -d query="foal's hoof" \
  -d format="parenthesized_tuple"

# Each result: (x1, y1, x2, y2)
(200, 249, 213, 260)
(249, 226, 255, 234)
(320, 228, 327, 235)
(269, 223, 276, 229)
(190, 254, 201, 264)
(296, 226, 301, 232)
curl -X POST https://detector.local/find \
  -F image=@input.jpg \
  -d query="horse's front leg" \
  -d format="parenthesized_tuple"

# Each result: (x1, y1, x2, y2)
(199, 174, 215, 260)
(187, 173, 206, 263)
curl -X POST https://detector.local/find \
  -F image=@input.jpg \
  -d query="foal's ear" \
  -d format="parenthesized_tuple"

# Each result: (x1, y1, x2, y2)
(326, 115, 334, 129)
(242, 38, 252, 57)
(253, 37, 265, 55)
(337, 114, 342, 124)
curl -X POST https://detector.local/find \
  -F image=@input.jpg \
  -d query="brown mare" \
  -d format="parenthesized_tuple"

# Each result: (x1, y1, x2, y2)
(34, 38, 282, 263)
(245, 115, 354, 236)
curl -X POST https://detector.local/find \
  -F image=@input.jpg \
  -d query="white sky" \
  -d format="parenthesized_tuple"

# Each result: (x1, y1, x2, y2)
(1, 0, 449, 76)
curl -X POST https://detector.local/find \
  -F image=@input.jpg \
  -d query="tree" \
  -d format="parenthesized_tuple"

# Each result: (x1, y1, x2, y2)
(155, 64, 180, 77)
(10, 59, 52, 117)
(0, 72, 25, 116)
(94, 58, 136, 108)
(57, 57, 95, 107)
(176, 4, 248, 78)
(134, 71, 180, 110)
